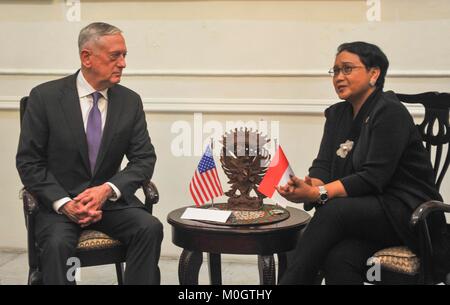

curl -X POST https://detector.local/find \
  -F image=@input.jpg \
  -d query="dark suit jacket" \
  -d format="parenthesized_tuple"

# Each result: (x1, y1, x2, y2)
(16, 71, 157, 212)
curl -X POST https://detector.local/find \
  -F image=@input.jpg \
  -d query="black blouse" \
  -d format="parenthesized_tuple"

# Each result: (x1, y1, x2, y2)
(308, 90, 443, 250)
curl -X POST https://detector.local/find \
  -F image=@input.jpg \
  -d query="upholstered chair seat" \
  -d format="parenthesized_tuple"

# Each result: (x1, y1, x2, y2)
(373, 246, 420, 275)
(77, 230, 122, 251)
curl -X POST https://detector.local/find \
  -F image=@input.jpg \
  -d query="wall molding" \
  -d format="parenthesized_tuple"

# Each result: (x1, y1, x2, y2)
(0, 96, 425, 115)
(1, 68, 450, 78)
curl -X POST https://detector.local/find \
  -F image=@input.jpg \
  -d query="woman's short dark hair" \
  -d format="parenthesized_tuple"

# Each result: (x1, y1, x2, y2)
(337, 41, 389, 89)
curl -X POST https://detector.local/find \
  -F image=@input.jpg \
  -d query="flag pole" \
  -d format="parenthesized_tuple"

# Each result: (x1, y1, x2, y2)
(274, 138, 279, 208)
(210, 137, 215, 209)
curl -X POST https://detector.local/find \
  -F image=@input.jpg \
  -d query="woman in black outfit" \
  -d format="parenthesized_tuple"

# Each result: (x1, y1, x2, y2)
(277, 41, 443, 284)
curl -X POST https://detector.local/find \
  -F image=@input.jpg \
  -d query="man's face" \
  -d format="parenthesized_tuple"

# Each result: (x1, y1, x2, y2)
(83, 33, 127, 89)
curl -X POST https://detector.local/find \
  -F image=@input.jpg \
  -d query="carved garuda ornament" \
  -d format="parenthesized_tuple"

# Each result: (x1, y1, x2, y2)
(220, 128, 271, 211)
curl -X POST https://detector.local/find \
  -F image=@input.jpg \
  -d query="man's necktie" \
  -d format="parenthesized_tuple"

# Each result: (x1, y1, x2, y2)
(86, 91, 102, 173)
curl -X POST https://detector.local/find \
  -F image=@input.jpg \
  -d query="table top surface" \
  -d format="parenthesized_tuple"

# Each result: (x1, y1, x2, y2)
(167, 204, 311, 235)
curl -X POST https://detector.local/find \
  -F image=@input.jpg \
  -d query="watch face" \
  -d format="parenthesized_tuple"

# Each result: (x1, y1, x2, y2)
(320, 193, 328, 201)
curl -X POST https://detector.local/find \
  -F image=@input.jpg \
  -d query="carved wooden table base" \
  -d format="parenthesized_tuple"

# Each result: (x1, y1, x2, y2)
(178, 250, 288, 285)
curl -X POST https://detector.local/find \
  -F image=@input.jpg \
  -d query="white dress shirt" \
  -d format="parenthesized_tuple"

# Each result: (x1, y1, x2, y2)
(52, 71, 121, 213)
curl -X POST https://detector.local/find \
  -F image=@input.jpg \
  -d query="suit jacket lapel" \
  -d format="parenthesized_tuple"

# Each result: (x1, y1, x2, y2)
(59, 72, 91, 174)
(93, 85, 122, 175)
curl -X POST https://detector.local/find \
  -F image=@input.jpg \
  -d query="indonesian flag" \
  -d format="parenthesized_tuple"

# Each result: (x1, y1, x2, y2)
(258, 146, 295, 207)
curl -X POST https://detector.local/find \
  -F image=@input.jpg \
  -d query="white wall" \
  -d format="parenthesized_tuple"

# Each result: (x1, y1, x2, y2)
(0, 0, 449, 262)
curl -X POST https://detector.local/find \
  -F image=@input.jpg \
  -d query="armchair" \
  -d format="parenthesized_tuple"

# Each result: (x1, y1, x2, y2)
(371, 92, 450, 284)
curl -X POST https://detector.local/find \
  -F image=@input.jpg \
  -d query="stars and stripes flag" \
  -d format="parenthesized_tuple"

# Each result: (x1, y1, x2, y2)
(189, 146, 224, 206)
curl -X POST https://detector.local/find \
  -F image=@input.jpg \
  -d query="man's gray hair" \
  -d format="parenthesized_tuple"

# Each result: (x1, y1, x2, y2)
(78, 22, 122, 53)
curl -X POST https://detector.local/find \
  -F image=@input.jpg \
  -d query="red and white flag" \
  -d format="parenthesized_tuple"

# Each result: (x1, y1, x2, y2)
(258, 145, 295, 207)
(189, 146, 224, 206)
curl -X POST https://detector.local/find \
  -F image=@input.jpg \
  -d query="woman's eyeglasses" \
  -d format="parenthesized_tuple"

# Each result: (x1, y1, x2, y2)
(328, 65, 364, 76)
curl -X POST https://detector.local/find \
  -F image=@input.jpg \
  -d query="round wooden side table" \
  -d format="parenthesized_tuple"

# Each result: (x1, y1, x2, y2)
(167, 205, 310, 285)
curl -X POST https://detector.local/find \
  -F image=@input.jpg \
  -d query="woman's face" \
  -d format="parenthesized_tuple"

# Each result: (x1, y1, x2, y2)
(332, 51, 379, 103)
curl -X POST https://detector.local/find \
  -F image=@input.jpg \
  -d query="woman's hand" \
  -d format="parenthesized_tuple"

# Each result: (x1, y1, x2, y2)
(276, 175, 320, 203)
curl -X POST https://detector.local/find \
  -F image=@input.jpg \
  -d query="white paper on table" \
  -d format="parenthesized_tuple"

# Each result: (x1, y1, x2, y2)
(181, 207, 232, 223)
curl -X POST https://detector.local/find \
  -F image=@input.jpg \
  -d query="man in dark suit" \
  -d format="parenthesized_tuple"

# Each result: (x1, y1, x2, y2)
(16, 22, 163, 285)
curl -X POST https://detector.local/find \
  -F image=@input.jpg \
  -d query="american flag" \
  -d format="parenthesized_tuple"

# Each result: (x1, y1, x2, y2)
(189, 146, 223, 206)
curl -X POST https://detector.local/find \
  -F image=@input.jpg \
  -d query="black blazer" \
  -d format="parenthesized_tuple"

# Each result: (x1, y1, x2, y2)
(309, 90, 443, 250)
(16, 72, 157, 212)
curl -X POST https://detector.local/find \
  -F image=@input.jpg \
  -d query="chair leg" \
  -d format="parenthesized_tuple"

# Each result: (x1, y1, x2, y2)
(28, 268, 43, 285)
(115, 263, 125, 285)
(314, 270, 325, 285)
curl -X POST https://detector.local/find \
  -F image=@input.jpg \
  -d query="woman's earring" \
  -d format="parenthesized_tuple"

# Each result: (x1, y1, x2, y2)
(369, 80, 375, 87)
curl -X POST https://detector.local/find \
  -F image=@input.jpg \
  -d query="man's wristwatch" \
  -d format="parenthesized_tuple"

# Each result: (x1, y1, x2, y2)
(317, 185, 329, 205)
(105, 183, 117, 200)
(110, 188, 117, 200)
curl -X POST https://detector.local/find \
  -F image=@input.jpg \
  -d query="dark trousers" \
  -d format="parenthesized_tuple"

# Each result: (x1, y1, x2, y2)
(35, 207, 163, 285)
(280, 196, 402, 285)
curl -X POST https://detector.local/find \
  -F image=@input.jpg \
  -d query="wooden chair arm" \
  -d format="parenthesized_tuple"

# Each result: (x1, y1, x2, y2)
(142, 180, 159, 213)
(20, 188, 40, 218)
(411, 200, 450, 227)
(410, 200, 450, 284)
(20, 188, 41, 274)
